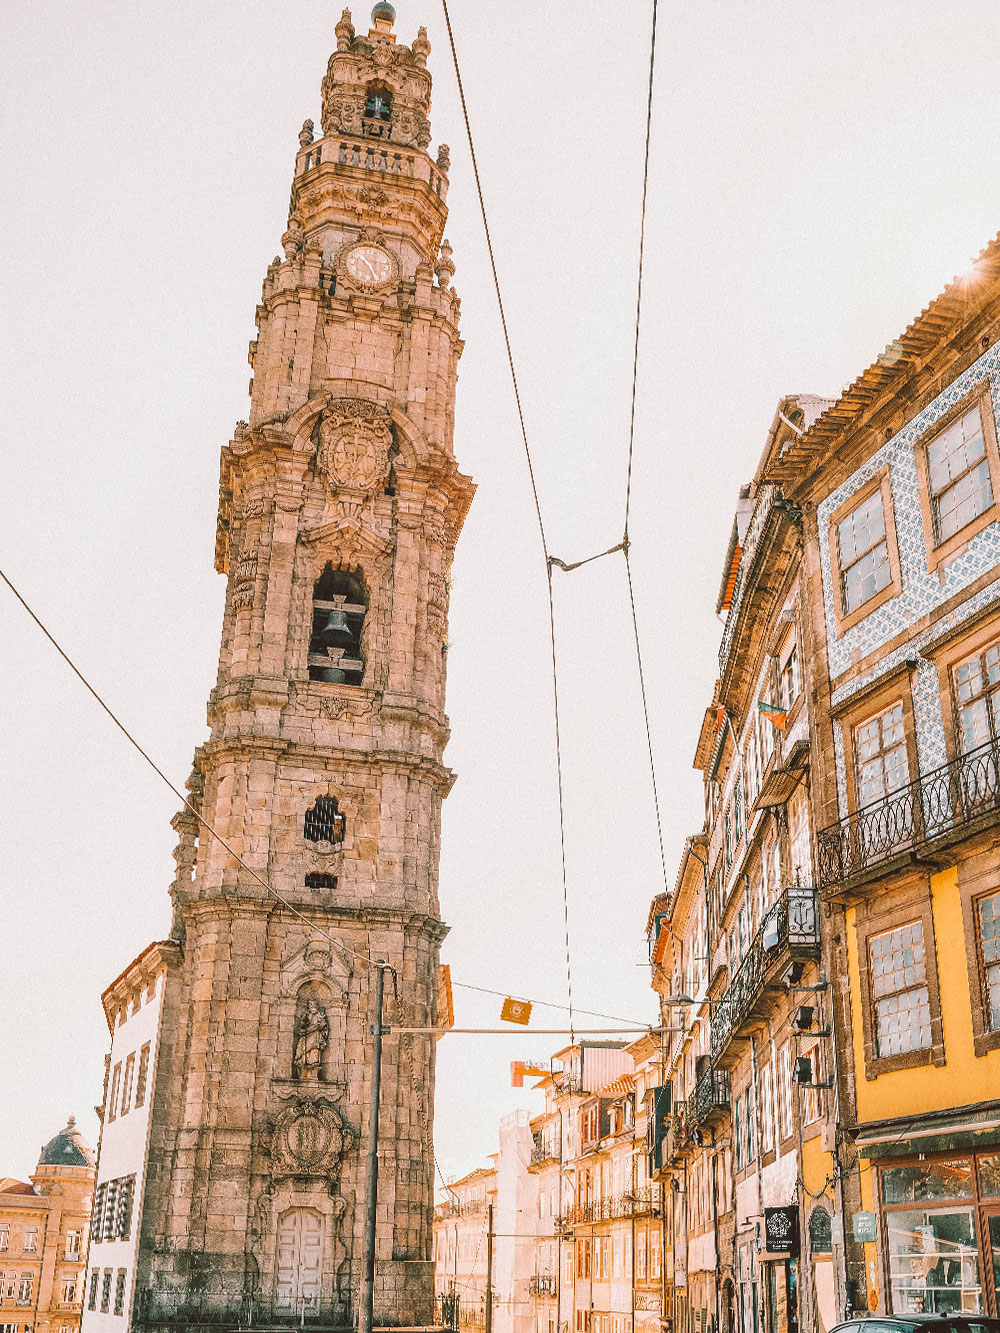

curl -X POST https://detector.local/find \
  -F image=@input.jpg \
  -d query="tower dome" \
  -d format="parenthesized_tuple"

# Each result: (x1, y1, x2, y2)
(371, 2, 395, 24)
(38, 1115, 95, 1168)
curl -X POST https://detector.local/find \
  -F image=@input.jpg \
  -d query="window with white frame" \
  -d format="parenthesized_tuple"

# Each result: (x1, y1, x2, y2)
(927, 403, 994, 542)
(21, 1232, 35, 1256)
(778, 1043, 793, 1141)
(976, 889, 1000, 1032)
(837, 489, 892, 614)
(779, 638, 799, 712)
(16, 1276, 32, 1306)
(64, 1231, 81, 1259)
(854, 703, 908, 807)
(0, 1231, 6, 1254)
(759, 1061, 774, 1154)
(954, 640, 1000, 752)
(60, 1278, 77, 1304)
(869, 920, 932, 1056)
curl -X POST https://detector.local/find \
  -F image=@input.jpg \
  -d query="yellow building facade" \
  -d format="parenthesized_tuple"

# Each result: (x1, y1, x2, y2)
(0, 1120, 95, 1333)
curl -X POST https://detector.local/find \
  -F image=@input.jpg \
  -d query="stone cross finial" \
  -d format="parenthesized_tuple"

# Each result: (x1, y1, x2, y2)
(299, 118, 314, 147)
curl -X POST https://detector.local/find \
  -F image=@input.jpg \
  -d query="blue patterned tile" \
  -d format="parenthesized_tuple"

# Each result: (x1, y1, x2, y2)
(818, 344, 1000, 810)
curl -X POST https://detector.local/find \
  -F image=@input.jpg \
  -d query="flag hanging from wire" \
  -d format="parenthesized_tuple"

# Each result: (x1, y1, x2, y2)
(758, 700, 787, 731)
(501, 997, 532, 1026)
(511, 1060, 549, 1087)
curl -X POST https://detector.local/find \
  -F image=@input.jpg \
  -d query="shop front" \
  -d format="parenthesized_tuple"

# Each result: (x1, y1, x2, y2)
(873, 1149, 1000, 1315)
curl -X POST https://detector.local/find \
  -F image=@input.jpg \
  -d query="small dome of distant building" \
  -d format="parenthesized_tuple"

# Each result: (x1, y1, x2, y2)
(371, 2, 395, 23)
(38, 1116, 95, 1169)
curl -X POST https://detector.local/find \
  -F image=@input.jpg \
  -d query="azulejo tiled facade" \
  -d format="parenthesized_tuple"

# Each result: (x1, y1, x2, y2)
(647, 234, 1000, 1331)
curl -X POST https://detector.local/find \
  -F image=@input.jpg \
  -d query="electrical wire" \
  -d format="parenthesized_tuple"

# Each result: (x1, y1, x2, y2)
(1, 566, 645, 1032)
(619, 0, 669, 899)
(622, 0, 658, 544)
(441, 0, 575, 1039)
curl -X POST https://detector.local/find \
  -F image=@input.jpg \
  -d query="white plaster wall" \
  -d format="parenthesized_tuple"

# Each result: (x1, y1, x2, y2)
(81, 976, 166, 1333)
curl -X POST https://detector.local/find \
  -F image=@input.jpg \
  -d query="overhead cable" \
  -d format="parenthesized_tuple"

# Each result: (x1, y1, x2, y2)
(441, 0, 576, 1040)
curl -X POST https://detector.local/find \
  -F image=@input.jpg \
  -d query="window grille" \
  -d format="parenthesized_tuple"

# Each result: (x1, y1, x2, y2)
(304, 796, 345, 844)
(305, 874, 338, 890)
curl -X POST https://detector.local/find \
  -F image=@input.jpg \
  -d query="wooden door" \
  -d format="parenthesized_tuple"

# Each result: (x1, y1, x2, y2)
(275, 1208, 324, 1316)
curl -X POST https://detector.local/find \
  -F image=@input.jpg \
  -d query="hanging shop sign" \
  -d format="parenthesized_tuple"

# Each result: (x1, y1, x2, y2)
(763, 1206, 800, 1256)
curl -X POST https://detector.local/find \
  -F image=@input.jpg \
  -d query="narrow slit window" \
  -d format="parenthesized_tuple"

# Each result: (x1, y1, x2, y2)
(308, 565, 366, 684)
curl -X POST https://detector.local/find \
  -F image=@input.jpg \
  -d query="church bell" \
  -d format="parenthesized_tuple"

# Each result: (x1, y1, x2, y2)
(319, 607, 352, 645)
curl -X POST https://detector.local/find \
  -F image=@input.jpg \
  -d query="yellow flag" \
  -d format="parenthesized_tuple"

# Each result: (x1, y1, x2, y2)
(501, 997, 532, 1026)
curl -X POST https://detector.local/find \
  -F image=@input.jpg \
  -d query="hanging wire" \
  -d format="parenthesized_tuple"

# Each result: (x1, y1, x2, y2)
(623, 0, 659, 544)
(619, 0, 669, 899)
(1, 566, 650, 1025)
(441, 0, 575, 1039)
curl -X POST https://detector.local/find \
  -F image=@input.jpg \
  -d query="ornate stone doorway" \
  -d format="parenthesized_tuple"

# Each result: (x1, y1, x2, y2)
(275, 1208, 324, 1317)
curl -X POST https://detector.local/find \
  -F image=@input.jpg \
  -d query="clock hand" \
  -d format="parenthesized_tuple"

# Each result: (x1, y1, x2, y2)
(359, 255, 378, 279)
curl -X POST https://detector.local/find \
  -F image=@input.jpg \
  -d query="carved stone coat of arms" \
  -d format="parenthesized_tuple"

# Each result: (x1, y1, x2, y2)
(317, 399, 392, 499)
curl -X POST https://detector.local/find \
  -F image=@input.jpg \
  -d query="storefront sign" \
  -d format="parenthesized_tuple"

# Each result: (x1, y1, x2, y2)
(852, 1211, 877, 1243)
(763, 1206, 800, 1255)
(634, 1294, 661, 1313)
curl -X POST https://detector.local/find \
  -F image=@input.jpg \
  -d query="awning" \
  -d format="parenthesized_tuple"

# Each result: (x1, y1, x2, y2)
(854, 1102, 1000, 1159)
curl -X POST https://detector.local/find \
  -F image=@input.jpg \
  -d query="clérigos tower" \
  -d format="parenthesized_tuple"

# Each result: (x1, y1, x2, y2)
(135, 6, 473, 1329)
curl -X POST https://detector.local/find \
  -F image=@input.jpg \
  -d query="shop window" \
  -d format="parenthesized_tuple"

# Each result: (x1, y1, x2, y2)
(869, 921, 931, 1057)
(829, 467, 901, 630)
(953, 639, 1000, 752)
(308, 566, 366, 684)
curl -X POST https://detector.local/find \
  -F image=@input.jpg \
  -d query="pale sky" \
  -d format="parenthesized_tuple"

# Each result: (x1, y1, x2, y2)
(3, 1, 1000, 1182)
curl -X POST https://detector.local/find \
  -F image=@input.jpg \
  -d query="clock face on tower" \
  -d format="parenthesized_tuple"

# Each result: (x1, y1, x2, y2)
(344, 244, 393, 287)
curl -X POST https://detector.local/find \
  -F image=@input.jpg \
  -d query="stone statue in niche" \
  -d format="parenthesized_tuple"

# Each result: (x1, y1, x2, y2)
(293, 998, 330, 1080)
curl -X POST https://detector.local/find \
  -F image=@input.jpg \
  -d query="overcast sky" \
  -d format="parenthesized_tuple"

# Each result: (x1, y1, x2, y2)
(3, 1, 1000, 1182)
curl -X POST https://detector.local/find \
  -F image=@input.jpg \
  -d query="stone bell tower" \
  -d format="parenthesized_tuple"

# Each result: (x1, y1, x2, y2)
(133, 6, 473, 1330)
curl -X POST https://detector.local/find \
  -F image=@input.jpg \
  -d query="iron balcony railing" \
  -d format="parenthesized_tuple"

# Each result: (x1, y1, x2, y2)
(558, 1190, 660, 1228)
(530, 1141, 559, 1166)
(529, 1275, 558, 1297)
(711, 886, 819, 1061)
(817, 735, 1000, 888)
(687, 1066, 730, 1128)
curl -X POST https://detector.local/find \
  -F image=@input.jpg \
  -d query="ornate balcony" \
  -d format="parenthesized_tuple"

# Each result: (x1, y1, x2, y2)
(687, 1066, 730, 1129)
(529, 1139, 559, 1170)
(529, 1275, 558, 1298)
(710, 886, 820, 1062)
(817, 736, 1000, 889)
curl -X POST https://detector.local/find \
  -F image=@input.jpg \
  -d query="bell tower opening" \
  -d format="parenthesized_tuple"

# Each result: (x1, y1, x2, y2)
(308, 565, 366, 683)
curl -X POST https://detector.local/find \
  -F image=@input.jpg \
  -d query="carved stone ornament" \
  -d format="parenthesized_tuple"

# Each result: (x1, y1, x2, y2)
(268, 1097, 356, 1178)
(317, 398, 393, 497)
